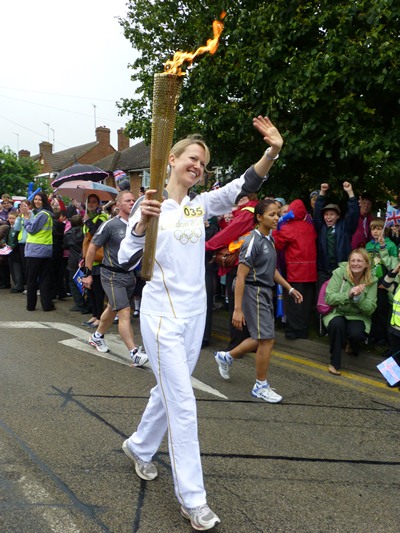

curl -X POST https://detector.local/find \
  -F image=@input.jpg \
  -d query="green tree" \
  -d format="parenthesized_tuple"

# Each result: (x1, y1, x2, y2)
(0, 148, 39, 197)
(118, 0, 400, 204)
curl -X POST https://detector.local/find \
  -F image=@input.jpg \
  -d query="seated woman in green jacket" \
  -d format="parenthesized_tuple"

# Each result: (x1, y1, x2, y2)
(324, 248, 378, 375)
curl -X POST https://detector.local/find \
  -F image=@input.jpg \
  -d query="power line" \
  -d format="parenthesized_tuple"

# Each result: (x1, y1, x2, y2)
(0, 85, 118, 103)
(0, 93, 123, 124)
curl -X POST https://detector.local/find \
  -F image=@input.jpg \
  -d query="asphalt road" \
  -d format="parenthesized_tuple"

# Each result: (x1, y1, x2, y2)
(1, 292, 400, 533)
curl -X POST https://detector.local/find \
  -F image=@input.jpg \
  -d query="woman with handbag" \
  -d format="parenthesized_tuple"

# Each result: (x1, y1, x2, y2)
(324, 248, 377, 375)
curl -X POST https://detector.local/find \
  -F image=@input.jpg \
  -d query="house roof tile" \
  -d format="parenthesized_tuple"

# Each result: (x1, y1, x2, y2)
(95, 141, 150, 172)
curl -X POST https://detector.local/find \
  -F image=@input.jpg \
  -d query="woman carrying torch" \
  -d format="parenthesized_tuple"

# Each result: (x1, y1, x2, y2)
(118, 115, 283, 531)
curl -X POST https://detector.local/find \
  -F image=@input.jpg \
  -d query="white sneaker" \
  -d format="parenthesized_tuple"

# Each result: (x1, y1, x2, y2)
(251, 383, 282, 403)
(89, 334, 109, 353)
(181, 504, 220, 531)
(214, 351, 232, 380)
(122, 440, 158, 480)
(130, 346, 148, 367)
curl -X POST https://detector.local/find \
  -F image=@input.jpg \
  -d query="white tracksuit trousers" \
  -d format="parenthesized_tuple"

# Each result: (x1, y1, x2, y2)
(128, 311, 207, 508)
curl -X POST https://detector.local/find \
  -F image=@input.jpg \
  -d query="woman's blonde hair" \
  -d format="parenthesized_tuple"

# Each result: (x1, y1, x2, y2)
(346, 248, 374, 286)
(170, 135, 211, 167)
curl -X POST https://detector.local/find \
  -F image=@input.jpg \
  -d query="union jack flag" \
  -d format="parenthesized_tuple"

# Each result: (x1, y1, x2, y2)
(211, 179, 220, 190)
(385, 207, 400, 227)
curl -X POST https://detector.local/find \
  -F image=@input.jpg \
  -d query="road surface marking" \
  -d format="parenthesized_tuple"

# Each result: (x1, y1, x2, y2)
(1, 321, 227, 399)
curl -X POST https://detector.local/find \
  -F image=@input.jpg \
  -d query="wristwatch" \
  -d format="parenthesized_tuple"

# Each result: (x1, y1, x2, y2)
(264, 147, 280, 161)
(84, 267, 93, 276)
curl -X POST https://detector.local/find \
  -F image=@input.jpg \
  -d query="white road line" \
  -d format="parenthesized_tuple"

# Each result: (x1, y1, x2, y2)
(191, 377, 228, 399)
(60, 338, 133, 367)
(61, 338, 228, 399)
(2, 321, 228, 399)
(0, 321, 49, 329)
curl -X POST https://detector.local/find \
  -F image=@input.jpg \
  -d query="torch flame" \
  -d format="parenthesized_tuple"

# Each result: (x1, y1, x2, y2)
(164, 12, 226, 76)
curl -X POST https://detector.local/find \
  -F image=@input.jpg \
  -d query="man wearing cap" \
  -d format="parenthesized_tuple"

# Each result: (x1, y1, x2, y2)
(274, 197, 286, 209)
(314, 182, 359, 294)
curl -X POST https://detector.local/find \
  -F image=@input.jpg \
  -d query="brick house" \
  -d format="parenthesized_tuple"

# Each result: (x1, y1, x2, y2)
(94, 140, 151, 198)
(19, 127, 130, 182)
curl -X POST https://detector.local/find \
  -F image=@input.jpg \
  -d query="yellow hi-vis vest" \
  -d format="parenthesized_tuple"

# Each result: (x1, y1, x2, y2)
(82, 212, 108, 235)
(228, 206, 255, 253)
(26, 210, 53, 245)
(17, 218, 24, 242)
(390, 287, 400, 327)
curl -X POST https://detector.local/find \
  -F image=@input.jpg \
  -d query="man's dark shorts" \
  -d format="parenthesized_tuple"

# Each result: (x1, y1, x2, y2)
(100, 268, 136, 312)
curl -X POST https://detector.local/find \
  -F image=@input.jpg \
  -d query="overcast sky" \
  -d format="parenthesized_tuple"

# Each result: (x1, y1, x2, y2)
(0, 0, 139, 156)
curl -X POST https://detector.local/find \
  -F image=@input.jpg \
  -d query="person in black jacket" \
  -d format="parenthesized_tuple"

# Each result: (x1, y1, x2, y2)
(314, 181, 359, 295)
(51, 210, 68, 300)
(64, 215, 89, 320)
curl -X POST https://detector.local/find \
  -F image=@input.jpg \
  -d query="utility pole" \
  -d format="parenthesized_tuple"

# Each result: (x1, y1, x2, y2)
(50, 128, 55, 150)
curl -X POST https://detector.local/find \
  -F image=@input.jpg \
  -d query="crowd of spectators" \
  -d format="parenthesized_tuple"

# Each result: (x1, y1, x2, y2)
(1, 176, 399, 386)
(0, 186, 144, 323)
(205, 182, 400, 384)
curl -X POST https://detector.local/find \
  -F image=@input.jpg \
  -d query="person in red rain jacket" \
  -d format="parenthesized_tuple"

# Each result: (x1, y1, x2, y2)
(272, 198, 317, 340)
(206, 193, 258, 350)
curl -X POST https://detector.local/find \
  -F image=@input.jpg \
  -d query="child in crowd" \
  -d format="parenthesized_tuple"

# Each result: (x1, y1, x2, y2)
(366, 217, 398, 346)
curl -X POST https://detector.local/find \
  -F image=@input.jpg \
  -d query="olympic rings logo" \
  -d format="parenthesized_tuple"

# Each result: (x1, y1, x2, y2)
(174, 227, 202, 244)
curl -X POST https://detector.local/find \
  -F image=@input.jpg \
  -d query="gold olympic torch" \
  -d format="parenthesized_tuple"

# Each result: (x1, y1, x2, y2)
(140, 13, 226, 281)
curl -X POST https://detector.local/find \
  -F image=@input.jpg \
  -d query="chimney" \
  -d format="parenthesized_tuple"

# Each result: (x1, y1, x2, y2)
(18, 149, 31, 159)
(117, 128, 130, 152)
(39, 141, 53, 157)
(96, 126, 110, 146)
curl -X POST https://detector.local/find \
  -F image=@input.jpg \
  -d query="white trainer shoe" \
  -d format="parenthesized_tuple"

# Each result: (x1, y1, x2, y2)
(89, 334, 109, 353)
(251, 383, 282, 403)
(181, 504, 220, 531)
(122, 440, 158, 480)
(130, 346, 148, 367)
(214, 351, 232, 380)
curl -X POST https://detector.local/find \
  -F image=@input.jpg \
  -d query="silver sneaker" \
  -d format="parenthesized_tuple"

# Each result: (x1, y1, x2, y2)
(214, 351, 232, 380)
(130, 346, 148, 367)
(122, 439, 157, 480)
(181, 504, 220, 531)
(251, 383, 282, 403)
(89, 334, 109, 353)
